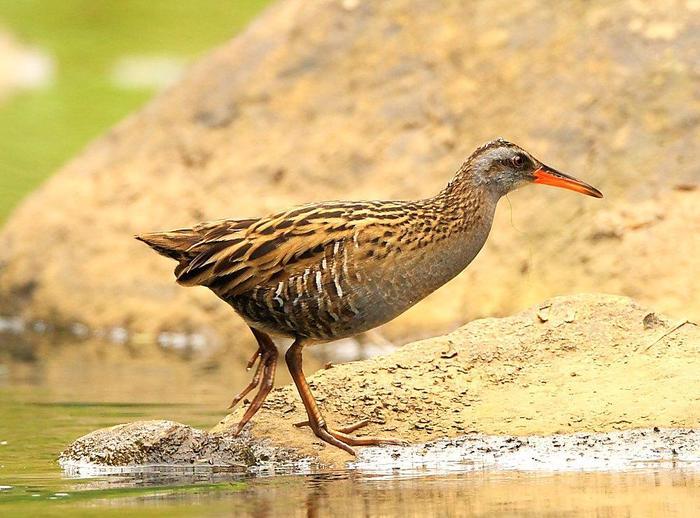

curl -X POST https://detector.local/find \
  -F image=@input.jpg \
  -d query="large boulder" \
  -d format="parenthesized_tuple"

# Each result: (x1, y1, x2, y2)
(60, 294, 700, 468)
(1, 0, 698, 356)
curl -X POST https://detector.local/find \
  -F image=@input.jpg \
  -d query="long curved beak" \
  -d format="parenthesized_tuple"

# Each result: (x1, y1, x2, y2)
(533, 165, 603, 198)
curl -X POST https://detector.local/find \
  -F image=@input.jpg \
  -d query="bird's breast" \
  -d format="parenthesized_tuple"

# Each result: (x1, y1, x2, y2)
(228, 204, 496, 341)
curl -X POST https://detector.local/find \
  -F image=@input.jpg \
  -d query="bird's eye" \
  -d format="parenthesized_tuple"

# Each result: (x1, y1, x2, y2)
(511, 155, 524, 168)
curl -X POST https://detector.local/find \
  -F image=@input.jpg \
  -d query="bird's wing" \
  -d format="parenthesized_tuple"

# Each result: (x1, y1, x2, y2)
(175, 202, 390, 297)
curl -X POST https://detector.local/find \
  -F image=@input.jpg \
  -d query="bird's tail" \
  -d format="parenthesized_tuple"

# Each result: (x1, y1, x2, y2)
(135, 229, 201, 263)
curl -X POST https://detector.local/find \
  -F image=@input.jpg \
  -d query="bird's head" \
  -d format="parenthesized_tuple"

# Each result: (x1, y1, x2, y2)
(461, 138, 603, 199)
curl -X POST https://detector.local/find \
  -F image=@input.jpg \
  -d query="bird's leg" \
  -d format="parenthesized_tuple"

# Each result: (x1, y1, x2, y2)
(228, 354, 265, 409)
(230, 349, 277, 436)
(227, 327, 269, 409)
(285, 339, 406, 456)
(229, 327, 277, 416)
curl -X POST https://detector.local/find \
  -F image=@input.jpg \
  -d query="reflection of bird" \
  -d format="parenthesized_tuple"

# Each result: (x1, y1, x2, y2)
(137, 138, 602, 455)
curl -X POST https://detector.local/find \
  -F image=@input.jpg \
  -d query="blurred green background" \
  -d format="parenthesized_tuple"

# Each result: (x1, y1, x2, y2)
(0, 0, 269, 222)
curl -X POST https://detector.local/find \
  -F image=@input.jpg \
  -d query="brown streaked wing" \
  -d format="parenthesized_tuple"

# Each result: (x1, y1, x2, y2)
(175, 202, 403, 296)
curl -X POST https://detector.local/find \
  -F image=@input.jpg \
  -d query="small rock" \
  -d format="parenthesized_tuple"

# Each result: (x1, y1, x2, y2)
(643, 313, 666, 329)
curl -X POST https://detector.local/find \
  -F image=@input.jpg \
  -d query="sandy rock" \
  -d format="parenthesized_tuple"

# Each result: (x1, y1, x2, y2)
(0, 1, 699, 357)
(60, 294, 700, 469)
(216, 293, 700, 466)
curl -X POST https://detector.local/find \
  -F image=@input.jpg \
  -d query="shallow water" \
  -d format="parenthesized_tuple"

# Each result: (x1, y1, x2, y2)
(1, 336, 699, 517)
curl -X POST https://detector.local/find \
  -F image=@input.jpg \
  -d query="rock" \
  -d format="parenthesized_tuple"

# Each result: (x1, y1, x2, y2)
(0, 1, 699, 356)
(59, 420, 305, 470)
(60, 294, 700, 469)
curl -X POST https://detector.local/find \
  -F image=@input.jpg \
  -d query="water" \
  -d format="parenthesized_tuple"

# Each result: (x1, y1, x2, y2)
(1, 337, 699, 517)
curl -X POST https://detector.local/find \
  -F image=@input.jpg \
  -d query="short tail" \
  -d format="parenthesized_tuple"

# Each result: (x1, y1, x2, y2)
(135, 229, 201, 263)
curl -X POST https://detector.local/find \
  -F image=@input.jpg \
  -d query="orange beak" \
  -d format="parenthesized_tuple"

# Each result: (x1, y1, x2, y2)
(533, 165, 603, 198)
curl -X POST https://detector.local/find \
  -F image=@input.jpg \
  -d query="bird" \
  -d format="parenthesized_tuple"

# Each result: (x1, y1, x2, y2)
(136, 138, 603, 455)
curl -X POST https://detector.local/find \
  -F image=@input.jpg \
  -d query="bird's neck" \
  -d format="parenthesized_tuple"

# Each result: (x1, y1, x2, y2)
(425, 168, 500, 267)
(382, 183, 496, 305)
(427, 171, 499, 235)
(399, 175, 499, 270)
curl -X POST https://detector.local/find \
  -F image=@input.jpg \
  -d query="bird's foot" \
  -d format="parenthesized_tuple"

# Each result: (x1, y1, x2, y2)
(295, 418, 407, 455)
(245, 348, 261, 371)
(227, 347, 266, 409)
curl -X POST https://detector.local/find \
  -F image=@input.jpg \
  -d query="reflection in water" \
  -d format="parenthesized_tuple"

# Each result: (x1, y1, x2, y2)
(50, 462, 700, 517)
(253, 469, 700, 518)
(306, 472, 699, 516)
(57, 468, 696, 517)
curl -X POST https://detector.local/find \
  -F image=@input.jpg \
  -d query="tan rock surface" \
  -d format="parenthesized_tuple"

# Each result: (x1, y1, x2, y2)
(59, 294, 700, 469)
(1, 0, 699, 359)
(214, 294, 700, 466)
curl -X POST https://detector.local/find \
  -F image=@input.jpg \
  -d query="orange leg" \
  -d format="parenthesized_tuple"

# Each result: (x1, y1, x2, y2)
(229, 328, 278, 436)
(228, 353, 265, 409)
(285, 339, 406, 456)
(227, 327, 271, 409)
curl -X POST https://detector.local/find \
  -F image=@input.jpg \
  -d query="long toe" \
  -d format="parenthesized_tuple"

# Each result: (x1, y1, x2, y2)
(328, 429, 408, 447)
(294, 418, 369, 433)
(245, 348, 262, 370)
(227, 358, 265, 409)
(307, 421, 408, 451)
(334, 419, 370, 434)
(312, 425, 357, 456)
(228, 392, 249, 410)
